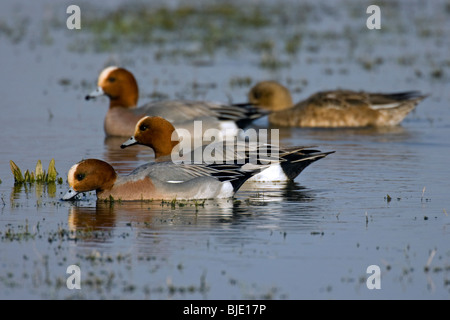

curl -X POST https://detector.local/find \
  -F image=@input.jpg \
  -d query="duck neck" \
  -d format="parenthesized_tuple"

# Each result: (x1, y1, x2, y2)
(154, 140, 180, 159)
(109, 93, 138, 109)
(272, 93, 294, 111)
(93, 165, 118, 199)
(99, 168, 118, 192)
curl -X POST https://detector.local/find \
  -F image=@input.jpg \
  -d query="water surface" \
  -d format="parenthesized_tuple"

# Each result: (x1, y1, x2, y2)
(0, 0, 449, 300)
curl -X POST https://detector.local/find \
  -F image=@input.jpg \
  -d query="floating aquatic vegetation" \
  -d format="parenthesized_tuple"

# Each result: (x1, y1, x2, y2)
(259, 52, 290, 70)
(284, 33, 303, 56)
(9, 159, 63, 184)
(67, 2, 272, 55)
(1, 220, 36, 242)
(229, 76, 252, 88)
(385, 194, 392, 203)
(0, 16, 29, 44)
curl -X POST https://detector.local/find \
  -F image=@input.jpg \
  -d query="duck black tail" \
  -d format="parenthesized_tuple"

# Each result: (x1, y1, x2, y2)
(206, 163, 267, 192)
(280, 150, 335, 180)
(216, 103, 269, 129)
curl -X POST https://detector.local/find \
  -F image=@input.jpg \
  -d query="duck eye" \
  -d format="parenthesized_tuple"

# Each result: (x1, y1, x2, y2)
(139, 124, 148, 131)
(253, 91, 261, 99)
(108, 77, 116, 83)
(76, 173, 85, 181)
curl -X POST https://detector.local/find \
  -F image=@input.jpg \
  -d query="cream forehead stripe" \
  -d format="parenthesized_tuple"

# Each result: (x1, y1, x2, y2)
(136, 116, 150, 129)
(67, 163, 79, 187)
(98, 66, 119, 85)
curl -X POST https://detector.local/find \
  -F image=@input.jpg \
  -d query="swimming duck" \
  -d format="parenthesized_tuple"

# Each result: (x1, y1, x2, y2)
(62, 158, 266, 201)
(247, 81, 427, 127)
(120, 116, 334, 182)
(85, 66, 266, 137)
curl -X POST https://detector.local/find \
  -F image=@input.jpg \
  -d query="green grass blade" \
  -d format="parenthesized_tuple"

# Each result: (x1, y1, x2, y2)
(47, 158, 57, 182)
(35, 160, 44, 181)
(10, 160, 24, 183)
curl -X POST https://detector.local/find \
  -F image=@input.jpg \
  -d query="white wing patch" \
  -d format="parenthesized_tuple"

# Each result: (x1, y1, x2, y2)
(369, 102, 400, 110)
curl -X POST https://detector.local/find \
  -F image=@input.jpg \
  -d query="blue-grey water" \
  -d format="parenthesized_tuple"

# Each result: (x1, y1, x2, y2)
(0, 0, 449, 300)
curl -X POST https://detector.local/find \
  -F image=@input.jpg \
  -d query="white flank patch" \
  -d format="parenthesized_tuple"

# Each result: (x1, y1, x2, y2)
(248, 163, 287, 182)
(219, 121, 239, 139)
(217, 181, 234, 198)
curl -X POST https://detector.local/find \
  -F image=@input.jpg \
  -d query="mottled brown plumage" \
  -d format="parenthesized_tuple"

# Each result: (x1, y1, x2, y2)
(248, 81, 428, 127)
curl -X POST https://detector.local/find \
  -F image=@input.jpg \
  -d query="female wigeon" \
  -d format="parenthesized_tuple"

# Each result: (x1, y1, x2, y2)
(120, 116, 334, 182)
(62, 158, 265, 201)
(85, 66, 266, 137)
(247, 81, 428, 127)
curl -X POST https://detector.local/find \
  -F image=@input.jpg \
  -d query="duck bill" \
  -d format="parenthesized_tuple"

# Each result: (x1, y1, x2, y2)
(85, 87, 105, 100)
(120, 136, 138, 149)
(62, 187, 80, 200)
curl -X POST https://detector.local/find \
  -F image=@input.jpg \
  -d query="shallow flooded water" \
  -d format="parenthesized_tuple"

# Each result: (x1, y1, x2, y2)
(0, 0, 449, 300)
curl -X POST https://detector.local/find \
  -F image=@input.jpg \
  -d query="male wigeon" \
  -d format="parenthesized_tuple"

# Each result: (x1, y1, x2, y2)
(85, 66, 267, 137)
(62, 158, 266, 201)
(247, 81, 428, 127)
(120, 116, 334, 182)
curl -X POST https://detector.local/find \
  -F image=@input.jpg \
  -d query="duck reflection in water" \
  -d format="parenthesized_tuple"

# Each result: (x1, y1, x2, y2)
(66, 180, 314, 235)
